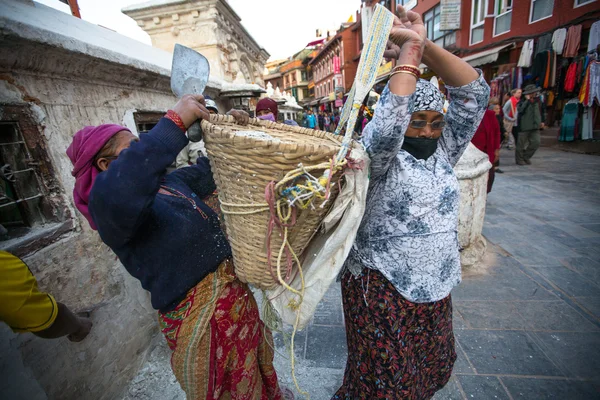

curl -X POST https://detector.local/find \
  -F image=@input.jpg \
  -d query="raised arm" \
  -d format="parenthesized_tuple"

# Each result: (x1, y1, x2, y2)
(89, 95, 210, 247)
(421, 40, 490, 166)
(362, 88, 412, 179)
(365, 6, 426, 179)
(89, 118, 189, 247)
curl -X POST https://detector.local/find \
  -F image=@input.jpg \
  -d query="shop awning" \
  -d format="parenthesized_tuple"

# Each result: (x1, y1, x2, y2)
(320, 97, 330, 104)
(308, 98, 322, 106)
(462, 43, 514, 67)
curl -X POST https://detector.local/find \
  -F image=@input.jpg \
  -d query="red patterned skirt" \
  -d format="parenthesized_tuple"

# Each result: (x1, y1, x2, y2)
(159, 260, 283, 400)
(334, 269, 456, 400)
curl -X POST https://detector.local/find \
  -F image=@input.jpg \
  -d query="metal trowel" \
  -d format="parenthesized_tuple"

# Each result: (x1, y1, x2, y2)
(171, 44, 210, 142)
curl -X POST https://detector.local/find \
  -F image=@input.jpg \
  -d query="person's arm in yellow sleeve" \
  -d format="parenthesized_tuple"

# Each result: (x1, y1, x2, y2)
(0, 251, 92, 342)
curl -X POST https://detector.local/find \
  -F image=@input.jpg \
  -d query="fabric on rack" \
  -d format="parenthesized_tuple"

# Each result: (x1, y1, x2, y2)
(518, 39, 535, 68)
(564, 62, 578, 93)
(590, 61, 600, 106)
(543, 50, 552, 88)
(552, 28, 567, 55)
(517, 67, 523, 89)
(550, 51, 558, 87)
(559, 101, 579, 142)
(536, 34, 553, 56)
(579, 63, 590, 105)
(589, 20, 600, 53)
(531, 51, 549, 85)
(556, 59, 570, 99)
(563, 25, 582, 58)
(581, 107, 593, 140)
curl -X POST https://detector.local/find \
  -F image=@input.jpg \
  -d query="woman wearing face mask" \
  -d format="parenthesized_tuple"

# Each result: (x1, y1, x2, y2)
(256, 98, 279, 122)
(334, 7, 489, 400)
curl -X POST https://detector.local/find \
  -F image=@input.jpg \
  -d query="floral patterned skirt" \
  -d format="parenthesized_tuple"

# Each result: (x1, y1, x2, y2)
(159, 260, 283, 400)
(333, 268, 456, 400)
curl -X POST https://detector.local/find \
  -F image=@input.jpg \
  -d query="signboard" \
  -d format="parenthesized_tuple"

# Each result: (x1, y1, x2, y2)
(440, 0, 461, 31)
(335, 99, 344, 108)
(333, 56, 341, 74)
(377, 60, 393, 77)
(329, 92, 336, 101)
(396, 0, 417, 10)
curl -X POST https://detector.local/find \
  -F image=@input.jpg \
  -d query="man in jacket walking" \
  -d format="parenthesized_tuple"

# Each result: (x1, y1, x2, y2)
(516, 85, 545, 165)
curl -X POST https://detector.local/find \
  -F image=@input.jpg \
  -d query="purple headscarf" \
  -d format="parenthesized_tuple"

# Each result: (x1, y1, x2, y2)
(66, 124, 130, 230)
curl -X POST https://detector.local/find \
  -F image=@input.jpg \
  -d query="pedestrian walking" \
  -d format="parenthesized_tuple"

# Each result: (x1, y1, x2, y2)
(503, 88, 521, 149)
(493, 103, 506, 174)
(334, 6, 489, 400)
(516, 84, 545, 165)
(66, 95, 286, 400)
(472, 107, 501, 192)
(318, 111, 325, 130)
(306, 109, 317, 129)
(324, 111, 331, 132)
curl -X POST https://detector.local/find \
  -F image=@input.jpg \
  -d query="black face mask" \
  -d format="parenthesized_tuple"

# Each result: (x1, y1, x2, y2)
(401, 136, 439, 160)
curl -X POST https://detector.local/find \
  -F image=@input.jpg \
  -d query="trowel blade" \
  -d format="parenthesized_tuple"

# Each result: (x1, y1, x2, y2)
(171, 44, 210, 98)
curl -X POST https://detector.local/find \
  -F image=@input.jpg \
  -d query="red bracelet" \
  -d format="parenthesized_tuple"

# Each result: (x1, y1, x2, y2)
(392, 64, 421, 80)
(165, 110, 186, 132)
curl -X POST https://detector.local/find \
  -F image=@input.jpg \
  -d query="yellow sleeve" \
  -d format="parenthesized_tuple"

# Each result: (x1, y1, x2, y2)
(0, 251, 58, 333)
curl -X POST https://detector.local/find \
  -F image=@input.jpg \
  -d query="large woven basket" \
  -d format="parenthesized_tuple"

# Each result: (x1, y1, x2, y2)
(201, 114, 347, 289)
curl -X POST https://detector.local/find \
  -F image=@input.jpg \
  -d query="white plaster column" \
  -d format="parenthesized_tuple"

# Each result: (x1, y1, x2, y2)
(453, 143, 492, 269)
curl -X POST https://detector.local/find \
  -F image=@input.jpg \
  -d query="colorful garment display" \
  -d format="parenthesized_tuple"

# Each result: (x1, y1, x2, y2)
(563, 25, 582, 58)
(518, 39, 535, 67)
(536, 33, 552, 56)
(588, 20, 600, 53)
(564, 62, 579, 93)
(581, 107, 594, 140)
(590, 61, 600, 106)
(559, 100, 580, 141)
(552, 28, 567, 55)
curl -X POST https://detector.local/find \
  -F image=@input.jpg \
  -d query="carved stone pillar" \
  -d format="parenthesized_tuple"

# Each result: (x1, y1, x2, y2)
(453, 143, 492, 269)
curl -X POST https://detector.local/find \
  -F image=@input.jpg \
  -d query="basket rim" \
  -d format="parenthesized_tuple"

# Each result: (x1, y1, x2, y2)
(201, 114, 348, 153)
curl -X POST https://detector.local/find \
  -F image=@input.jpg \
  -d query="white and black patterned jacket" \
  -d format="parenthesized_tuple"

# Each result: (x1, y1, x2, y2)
(345, 72, 490, 303)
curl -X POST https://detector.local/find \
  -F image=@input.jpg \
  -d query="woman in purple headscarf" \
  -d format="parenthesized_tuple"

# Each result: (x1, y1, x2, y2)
(67, 95, 287, 400)
(334, 7, 490, 399)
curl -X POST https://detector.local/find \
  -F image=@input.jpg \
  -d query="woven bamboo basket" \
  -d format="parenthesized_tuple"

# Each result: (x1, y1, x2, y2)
(201, 114, 347, 289)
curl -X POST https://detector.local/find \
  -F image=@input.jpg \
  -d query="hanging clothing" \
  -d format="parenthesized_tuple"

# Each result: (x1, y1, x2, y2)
(531, 51, 549, 85)
(580, 62, 591, 105)
(552, 28, 567, 55)
(581, 107, 594, 140)
(564, 62, 579, 93)
(588, 20, 600, 53)
(563, 25, 583, 58)
(560, 100, 580, 142)
(536, 34, 553, 56)
(590, 61, 600, 106)
(518, 39, 535, 68)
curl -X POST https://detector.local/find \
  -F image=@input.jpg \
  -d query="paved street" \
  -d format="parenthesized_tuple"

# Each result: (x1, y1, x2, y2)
(123, 147, 600, 400)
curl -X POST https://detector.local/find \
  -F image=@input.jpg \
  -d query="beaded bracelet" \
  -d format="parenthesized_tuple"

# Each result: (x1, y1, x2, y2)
(389, 70, 419, 80)
(392, 64, 421, 80)
(165, 110, 186, 132)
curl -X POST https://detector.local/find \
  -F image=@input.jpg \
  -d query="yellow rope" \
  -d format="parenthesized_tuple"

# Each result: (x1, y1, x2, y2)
(218, 198, 270, 215)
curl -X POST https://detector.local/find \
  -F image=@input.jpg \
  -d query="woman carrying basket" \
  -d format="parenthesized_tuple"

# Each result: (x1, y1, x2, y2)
(67, 96, 288, 400)
(334, 7, 489, 400)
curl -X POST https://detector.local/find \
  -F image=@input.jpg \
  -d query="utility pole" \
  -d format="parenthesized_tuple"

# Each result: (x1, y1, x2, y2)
(59, 0, 81, 18)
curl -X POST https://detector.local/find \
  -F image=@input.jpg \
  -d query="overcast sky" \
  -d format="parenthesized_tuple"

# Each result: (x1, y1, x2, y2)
(36, 0, 362, 60)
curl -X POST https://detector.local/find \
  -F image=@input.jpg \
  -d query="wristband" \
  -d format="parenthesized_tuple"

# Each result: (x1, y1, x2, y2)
(392, 64, 421, 80)
(165, 110, 186, 132)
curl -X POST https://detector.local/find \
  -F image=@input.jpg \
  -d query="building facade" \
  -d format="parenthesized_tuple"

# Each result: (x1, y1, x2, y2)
(412, 0, 599, 73)
(123, 0, 270, 86)
(309, 22, 360, 111)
